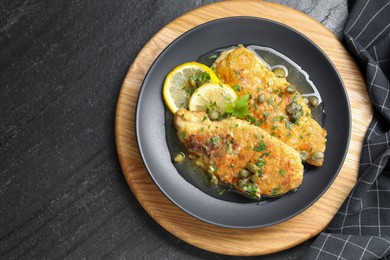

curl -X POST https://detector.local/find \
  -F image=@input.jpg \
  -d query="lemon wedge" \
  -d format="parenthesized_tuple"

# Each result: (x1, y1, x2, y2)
(189, 82, 237, 114)
(163, 62, 219, 113)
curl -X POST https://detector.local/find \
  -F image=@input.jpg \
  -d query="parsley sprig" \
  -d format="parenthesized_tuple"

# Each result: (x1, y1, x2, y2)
(224, 95, 251, 119)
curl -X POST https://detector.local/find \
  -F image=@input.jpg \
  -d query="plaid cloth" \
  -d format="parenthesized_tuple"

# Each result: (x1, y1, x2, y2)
(304, 0, 390, 259)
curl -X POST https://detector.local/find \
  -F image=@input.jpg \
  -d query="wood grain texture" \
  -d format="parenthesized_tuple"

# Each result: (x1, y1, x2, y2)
(115, 0, 372, 256)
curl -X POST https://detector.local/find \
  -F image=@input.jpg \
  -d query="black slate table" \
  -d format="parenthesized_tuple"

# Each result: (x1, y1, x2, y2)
(0, 0, 348, 259)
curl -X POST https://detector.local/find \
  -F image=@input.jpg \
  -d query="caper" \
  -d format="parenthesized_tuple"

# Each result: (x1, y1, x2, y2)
(239, 169, 250, 178)
(209, 174, 218, 187)
(300, 151, 309, 162)
(286, 85, 296, 94)
(272, 67, 286, 78)
(308, 96, 319, 107)
(208, 110, 220, 120)
(286, 102, 303, 122)
(237, 179, 247, 187)
(303, 97, 309, 105)
(246, 163, 259, 174)
(250, 174, 258, 183)
(311, 151, 324, 161)
(189, 77, 197, 88)
(173, 152, 185, 163)
(286, 102, 301, 114)
(258, 93, 266, 103)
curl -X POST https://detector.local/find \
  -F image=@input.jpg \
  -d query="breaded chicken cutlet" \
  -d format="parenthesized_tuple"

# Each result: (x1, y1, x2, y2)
(213, 46, 327, 166)
(174, 109, 303, 198)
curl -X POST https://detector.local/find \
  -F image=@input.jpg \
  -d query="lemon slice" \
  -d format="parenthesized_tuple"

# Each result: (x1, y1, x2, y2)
(163, 62, 219, 113)
(189, 83, 237, 114)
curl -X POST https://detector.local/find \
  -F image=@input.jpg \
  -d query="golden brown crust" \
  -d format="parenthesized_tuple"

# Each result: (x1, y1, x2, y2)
(174, 109, 303, 197)
(214, 47, 327, 166)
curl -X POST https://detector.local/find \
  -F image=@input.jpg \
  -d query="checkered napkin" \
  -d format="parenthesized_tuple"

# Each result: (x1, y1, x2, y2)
(303, 0, 390, 259)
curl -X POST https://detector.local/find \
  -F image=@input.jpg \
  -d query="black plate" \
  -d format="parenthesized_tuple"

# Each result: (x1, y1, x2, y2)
(135, 17, 351, 229)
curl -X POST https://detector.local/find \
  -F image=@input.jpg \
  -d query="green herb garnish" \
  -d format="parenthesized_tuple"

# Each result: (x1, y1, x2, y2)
(232, 85, 241, 92)
(253, 140, 266, 152)
(192, 71, 211, 85)
(272, 187, 281, 195)
(225, 95, 251, 119)
(242, 183, 259, 198)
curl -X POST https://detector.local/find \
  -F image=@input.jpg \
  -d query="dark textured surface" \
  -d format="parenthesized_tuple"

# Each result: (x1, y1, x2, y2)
(0, 0, 347, 259)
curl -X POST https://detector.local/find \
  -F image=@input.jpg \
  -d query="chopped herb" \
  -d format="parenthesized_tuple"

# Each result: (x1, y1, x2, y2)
(211, 136, 219, 145)
(246, 115, 256, 123)
(253, 140, 266, 152)
(182, 85, 194, 95)
(202, 116, 207, 122)
(180, 132, 186, 139)
(271, 124, 278, 130)
(232, 85, 241, 92)
(257, 87, 261, 92)
(299, 135, 304, 139)
(257, 117, 265, 125)
(225, 95, 251, 119)
(242, 183, 259, 198)
(279, 92, 284, 98)
(209, 54, 218, 59)
(206, 101, 219, 113)
(192, 71, 211, 85)
(272, 187, 281, 195)
(279, 170, 286, 176)
(219, 189, 226, 195)
(204, 145, 209, 151)
(256, 158, 267, 169)
(264, 112, 270, 117)
(200, 127, 204, 132)
(254, 120, 261, 126)
(268, 97, 274, 104)
(212, 153, 221, 157)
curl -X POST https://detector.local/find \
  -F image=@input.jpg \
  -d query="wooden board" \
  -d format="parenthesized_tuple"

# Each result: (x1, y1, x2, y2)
(115, 0, 372, 256)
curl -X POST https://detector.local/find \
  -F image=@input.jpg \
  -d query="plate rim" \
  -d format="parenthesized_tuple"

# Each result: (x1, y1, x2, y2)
(135, 16, 352, 229)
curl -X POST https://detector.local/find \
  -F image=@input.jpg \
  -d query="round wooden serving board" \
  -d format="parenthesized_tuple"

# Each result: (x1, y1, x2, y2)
(115, 0, 372, 256)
